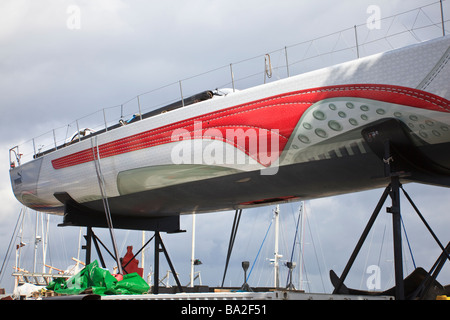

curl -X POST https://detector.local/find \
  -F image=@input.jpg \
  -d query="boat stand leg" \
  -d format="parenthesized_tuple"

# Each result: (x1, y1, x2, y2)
(89, 228, 118, 270)
(221, 209, 242, 287)
(332, 178, 406, 300)
(158, 233, 183, 292)
(91, 231, 107, 269)
(401, 186, 450, 264)
(83, 227, 93, 266)
(429, 242, 450, 280)
(419, 241, 450, 299)
(153, 231, 183, 294)
(154, 232, 160, 294)
(399, 186, 450, 299)
(83, 227, 127, 273)
(332, 185, 390, 294)
(389, 175, 404, 300)
(123, 234, 155, 271)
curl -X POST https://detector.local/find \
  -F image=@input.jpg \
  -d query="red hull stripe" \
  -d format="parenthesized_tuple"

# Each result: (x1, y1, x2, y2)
(51, 84, 450, 170)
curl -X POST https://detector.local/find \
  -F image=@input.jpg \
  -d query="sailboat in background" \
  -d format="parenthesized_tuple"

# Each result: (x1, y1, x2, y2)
(241, 202, 320, 291)
(2, 207, 84, 298)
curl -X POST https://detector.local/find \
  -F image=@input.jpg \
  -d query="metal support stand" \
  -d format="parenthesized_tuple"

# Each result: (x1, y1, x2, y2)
(153, 231, 183, 294)
(83, 226, 183, 294)
(91, 231, 107, 268)
(154, 233, 159, 293)
(221, 209, 242, 287)
(83, 227, 116, 270)
(333, 139, 406, 299)
(331, 178, 405, 299)
(83, 227, 92, 266)
(332, 134, 450, 300)
(389, 175, 404, 300)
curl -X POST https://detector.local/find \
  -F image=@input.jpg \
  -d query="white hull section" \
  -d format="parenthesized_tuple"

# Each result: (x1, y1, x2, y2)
(9, 36, 450, 218)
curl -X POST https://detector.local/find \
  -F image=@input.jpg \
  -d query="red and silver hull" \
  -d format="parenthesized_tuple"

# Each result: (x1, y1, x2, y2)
(9, 36, 450, 229)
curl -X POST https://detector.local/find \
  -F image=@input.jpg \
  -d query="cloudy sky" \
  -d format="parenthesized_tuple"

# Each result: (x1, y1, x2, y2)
(1, 0, 450, 294)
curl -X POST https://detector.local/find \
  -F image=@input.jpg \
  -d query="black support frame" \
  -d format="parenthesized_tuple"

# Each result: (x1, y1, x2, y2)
(83, 227, 184, 294)
(331, 176, 405, 299)
(332, 134, 450, 300)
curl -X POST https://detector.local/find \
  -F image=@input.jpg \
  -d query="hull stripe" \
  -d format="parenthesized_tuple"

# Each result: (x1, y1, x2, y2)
(51, 84, 450, 170)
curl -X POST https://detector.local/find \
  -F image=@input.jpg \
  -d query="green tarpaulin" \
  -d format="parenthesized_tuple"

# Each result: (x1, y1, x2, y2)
(47, 260, 150, 296)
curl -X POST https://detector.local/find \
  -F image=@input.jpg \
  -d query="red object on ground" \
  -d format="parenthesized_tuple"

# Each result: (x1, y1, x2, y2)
(121, 246, 143, 277)
(113, 274, 123, 281)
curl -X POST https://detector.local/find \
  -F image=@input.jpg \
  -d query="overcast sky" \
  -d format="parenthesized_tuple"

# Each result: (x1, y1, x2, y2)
(1, 0, 450, 294)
